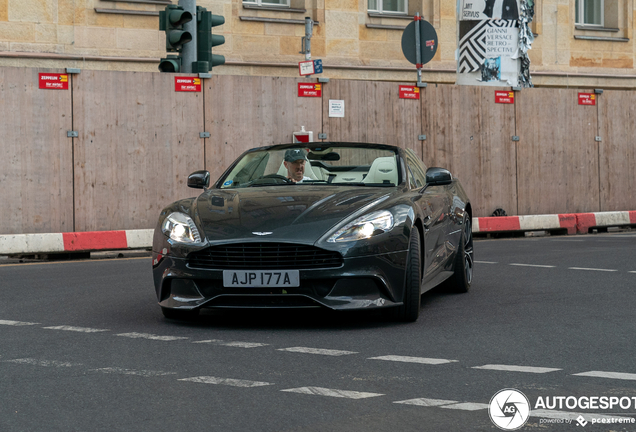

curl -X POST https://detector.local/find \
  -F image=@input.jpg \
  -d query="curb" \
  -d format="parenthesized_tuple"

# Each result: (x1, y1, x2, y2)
(473, 211, 636, 235)
(0, 229, 154, 255)
(0, 210, 635, 255)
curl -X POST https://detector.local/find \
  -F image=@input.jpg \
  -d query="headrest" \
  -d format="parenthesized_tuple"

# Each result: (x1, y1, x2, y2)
(363, 157, 398, 185)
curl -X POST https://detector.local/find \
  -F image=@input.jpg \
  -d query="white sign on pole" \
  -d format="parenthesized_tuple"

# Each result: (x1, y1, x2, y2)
(299, 61, 315, 76)
(328, 100, 345, 118)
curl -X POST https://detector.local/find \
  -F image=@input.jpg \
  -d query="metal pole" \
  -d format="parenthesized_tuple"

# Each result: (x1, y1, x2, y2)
(179, 0, 197, 73)
(414, 12, 422, 86)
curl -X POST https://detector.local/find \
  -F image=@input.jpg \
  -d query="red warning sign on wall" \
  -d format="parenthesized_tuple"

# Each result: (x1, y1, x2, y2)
(175, 77, 202, 92)
(495, 91, 514, 104)
(399, 86, 420, 99)
(578, 93, 596, 106)
(298, 83, 321, 97)
(39, 73, 69, 90)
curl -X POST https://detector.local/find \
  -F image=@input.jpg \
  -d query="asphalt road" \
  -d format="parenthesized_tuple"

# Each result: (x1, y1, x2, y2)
(1, 232, 635, 432)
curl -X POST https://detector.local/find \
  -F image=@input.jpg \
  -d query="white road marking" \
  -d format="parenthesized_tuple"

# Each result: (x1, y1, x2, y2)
(0, 320, 39, 326)
(440, 402, 489, 411)
(179, 376, 273, 387)
(629, 271, 636, 274)
(90, 367, 176, 377)
(472, 364, 561, 374)
(509, 263, 556, 268)
(3, 358, 81, 367)
(43, 325, 109, 333)
(277, 347, 357, 356)
(568, 267, 618, 272)
(193, 339, 269, 348)
(368, 355, 458, 365)
(475, 261, 497, 264)
(572, 371, 636, 381)
(281, 387, 383, 399)
(116, 332, 188, 341)
(394, 398, 458, 407)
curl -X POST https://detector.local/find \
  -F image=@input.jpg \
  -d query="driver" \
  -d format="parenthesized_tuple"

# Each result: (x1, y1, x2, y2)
(284, 149, 312, 183)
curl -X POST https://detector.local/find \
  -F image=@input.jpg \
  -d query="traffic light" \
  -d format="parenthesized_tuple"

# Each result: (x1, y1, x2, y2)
(194, 6, 225, 73)
(158, 55, 181, 73)
(158, 5, 193, 72)
(160, 5, 193, 52)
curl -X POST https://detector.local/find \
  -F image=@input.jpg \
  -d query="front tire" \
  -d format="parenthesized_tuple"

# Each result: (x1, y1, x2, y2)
(392, 227, 422, 322)
(446, 215, 473, 293)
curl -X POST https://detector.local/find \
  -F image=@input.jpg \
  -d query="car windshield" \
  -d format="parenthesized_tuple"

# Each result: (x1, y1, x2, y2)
(219, 145, 400, 188)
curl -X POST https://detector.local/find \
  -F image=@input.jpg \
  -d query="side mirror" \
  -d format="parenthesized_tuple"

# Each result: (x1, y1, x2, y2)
(425, 167, 452, 186)
(187, 170, 210, 189)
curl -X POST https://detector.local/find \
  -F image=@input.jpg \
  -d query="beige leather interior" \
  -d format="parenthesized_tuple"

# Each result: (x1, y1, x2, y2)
(363, 157, 398, 185)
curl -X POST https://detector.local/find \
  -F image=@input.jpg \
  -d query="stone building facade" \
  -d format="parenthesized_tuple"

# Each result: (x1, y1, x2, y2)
(1, 0, 636, 88)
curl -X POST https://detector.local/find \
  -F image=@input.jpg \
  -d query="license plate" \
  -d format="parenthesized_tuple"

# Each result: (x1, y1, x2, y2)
(222, 270, 300, 288)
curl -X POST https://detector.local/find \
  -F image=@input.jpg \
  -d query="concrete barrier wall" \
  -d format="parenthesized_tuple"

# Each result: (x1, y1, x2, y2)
(0, 67, 634, 234)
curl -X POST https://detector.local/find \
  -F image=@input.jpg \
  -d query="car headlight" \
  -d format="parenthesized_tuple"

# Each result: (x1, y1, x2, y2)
(161, 212, 202, 243)
(327, 210, 394, 243)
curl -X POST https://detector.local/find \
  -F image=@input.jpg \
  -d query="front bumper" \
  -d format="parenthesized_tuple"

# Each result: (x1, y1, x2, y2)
(152, 251, 408, 311)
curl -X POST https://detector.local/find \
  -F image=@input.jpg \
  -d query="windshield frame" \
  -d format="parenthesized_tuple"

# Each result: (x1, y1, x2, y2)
(213, 143, 405, 189)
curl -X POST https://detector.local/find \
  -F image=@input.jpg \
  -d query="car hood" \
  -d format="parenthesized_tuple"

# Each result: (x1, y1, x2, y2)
(194, 186, 391, 244)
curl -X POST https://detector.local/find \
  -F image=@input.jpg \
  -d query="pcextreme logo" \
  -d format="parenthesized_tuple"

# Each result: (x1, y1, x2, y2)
(489, 389, 531, 430)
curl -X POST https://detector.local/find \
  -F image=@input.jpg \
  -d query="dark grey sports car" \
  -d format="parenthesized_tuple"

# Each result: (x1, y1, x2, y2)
(152, 143, 473, 322)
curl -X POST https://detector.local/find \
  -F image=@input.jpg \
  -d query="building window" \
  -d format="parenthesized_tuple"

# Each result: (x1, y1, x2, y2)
(243, 0, 290, 7)
(575, 0, 603, 26)
(368, 0, 408, 15)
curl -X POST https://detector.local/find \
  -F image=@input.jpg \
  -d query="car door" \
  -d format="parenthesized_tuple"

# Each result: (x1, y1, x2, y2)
(404, 150, 449, 282)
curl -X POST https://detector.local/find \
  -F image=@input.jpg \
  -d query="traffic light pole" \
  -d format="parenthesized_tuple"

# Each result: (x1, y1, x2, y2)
(159, 0, 224, 73)
(304, 17, 313, 61)
(179, 0, 197, 73)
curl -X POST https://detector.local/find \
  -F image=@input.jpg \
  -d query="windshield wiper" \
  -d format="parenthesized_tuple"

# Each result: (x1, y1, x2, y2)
(246, 183, 297, 187)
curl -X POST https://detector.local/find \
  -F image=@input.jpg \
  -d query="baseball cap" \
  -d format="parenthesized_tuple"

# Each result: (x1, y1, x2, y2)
(284, 148, 308, 163)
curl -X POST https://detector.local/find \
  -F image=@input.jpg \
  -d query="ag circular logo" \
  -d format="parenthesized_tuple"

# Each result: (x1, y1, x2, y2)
(489, 389, 531, 430)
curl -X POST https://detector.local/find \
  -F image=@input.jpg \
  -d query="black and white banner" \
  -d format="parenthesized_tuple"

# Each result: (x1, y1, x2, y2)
(456, 0, 525, 87)
(459, 20, 517, 73)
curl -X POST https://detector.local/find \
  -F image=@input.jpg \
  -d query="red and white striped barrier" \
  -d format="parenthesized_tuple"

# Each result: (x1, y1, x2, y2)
(473, 211, 636, 235)
(0, 210, 634, 255)
(0, 229, 153, 255)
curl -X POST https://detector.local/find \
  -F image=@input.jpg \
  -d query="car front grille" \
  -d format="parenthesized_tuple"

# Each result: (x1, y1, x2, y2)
(187, 243, 344, 270)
